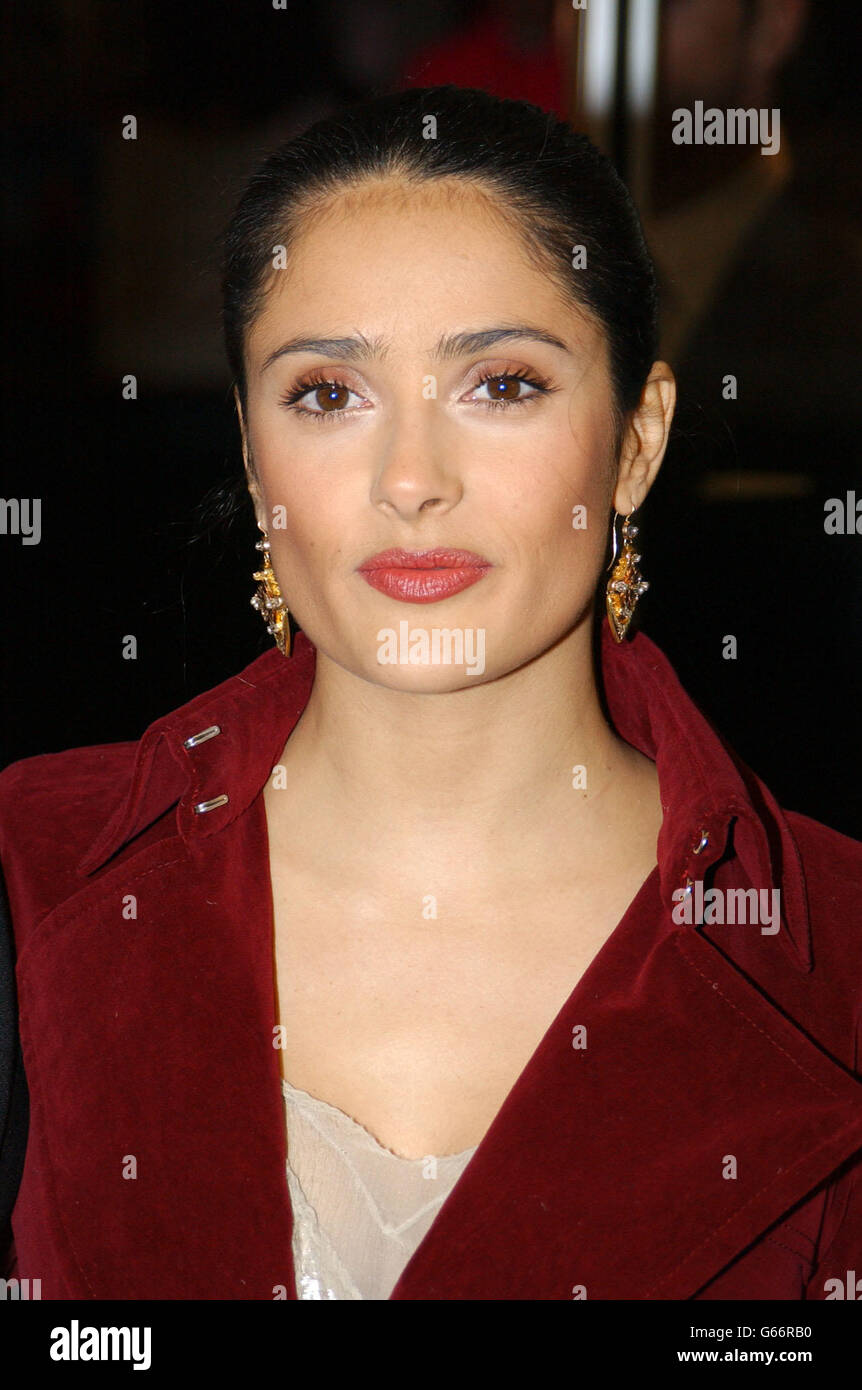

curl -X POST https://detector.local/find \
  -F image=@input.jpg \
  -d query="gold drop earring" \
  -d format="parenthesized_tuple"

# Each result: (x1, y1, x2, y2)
(250, 527, 291, 657)
(605, 509, 649, 642)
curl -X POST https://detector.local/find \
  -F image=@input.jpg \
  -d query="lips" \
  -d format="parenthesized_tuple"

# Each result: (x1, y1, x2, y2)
(357, 548, 492, 603)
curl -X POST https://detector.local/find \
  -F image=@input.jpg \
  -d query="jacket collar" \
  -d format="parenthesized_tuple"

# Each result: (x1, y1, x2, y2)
(77, 624, 812, 972)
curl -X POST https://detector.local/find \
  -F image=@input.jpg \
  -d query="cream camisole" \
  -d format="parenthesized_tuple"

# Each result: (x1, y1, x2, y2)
(281, 1076, 478, 1300)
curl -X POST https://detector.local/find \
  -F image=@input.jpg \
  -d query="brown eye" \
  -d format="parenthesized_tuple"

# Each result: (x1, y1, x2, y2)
(471, 371, 546, 408)
(280, 376, 366, 420)
(315, 384, 351, 411)
(486, 375, 523, 400)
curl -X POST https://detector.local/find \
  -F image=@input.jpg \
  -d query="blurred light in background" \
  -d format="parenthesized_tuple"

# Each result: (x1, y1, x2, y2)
(581, 0, 620, 119)
(576, 0, 661, 206)
(580, 0, 660, 118)
(627, 0, 660, 116)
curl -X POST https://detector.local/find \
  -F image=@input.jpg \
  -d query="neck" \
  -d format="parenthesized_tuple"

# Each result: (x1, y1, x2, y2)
(273, 617, 642, 863)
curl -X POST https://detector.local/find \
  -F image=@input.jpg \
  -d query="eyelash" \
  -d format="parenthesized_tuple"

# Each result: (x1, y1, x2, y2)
(278, 368, 553, 422)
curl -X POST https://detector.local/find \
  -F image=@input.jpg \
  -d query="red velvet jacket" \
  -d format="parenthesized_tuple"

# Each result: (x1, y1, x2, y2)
(1, 625, 861, 1301)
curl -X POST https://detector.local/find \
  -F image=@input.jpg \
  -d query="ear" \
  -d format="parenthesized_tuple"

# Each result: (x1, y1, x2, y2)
(612, 362, 676, 515)
(234, 386, 265, 528)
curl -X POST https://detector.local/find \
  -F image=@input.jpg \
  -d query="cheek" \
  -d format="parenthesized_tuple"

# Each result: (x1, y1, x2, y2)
(481, 468, 607, 634)
(249, 401, 373, 531)
(504, 420, 612, 558)
(251, 433, 344, 556)
(263, 487, 345, 583)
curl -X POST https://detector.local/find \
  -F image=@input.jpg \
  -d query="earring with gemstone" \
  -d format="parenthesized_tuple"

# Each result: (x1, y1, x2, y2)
(250, 530, 291, 657)
(605, 510, 649, 642)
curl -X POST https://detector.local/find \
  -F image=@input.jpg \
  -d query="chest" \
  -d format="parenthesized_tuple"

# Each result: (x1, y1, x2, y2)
(267, 844, 657, 1159)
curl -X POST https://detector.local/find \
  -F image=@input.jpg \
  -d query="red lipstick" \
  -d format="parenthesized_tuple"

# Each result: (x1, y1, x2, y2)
(357, 547, 492, 603)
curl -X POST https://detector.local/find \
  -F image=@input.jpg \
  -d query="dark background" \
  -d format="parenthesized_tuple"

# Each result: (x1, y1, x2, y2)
(1, 0, 860, 835)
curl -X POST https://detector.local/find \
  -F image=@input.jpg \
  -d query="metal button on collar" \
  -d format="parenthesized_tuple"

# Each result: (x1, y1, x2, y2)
(680, 830, 710, 892)
(193, 794, 229, 815)
(184, 727, 227, 816)
(183, 724, 221, 749)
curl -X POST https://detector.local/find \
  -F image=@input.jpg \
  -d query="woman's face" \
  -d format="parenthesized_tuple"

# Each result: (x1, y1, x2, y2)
(241, 178, 642, 690)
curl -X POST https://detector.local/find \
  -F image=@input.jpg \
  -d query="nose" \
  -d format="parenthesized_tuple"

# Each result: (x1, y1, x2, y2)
(369, 403, 464, 520)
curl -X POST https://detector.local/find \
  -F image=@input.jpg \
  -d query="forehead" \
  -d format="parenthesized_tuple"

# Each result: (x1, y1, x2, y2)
(246, 175, 600, 355)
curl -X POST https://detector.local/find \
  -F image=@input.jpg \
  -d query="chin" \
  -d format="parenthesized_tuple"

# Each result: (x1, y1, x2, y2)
(375, 669, 492, 695)
(351, 610, 490, 681)
(363, 659, 493, 694)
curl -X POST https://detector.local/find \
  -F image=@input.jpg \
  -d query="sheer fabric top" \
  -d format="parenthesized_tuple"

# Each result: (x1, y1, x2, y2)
(281, 1076, 478, 1300)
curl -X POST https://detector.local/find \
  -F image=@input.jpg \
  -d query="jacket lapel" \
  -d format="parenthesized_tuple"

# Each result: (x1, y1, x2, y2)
(19, 630, 862, 1299)
(26, 823, 862, 1302)
(391, 869, 862, 1300)
(17, 786, 297, 1300)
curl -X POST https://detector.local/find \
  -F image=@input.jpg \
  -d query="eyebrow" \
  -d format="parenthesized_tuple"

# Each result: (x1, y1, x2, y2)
(259, 325, 572, 372)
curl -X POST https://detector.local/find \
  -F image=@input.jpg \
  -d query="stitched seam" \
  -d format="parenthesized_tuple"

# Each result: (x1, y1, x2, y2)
(677, 939, 843, 1098)
(764, 1233, 811, 1263)
(645, 1123, 862, 1297)
(15, 852, 188, 971)
(782, 1218, 815, 1245)
(643, 940, 862, 1295)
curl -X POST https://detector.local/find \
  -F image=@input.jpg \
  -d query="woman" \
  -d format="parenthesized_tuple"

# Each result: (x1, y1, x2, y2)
(1, 85, 861, 1301)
